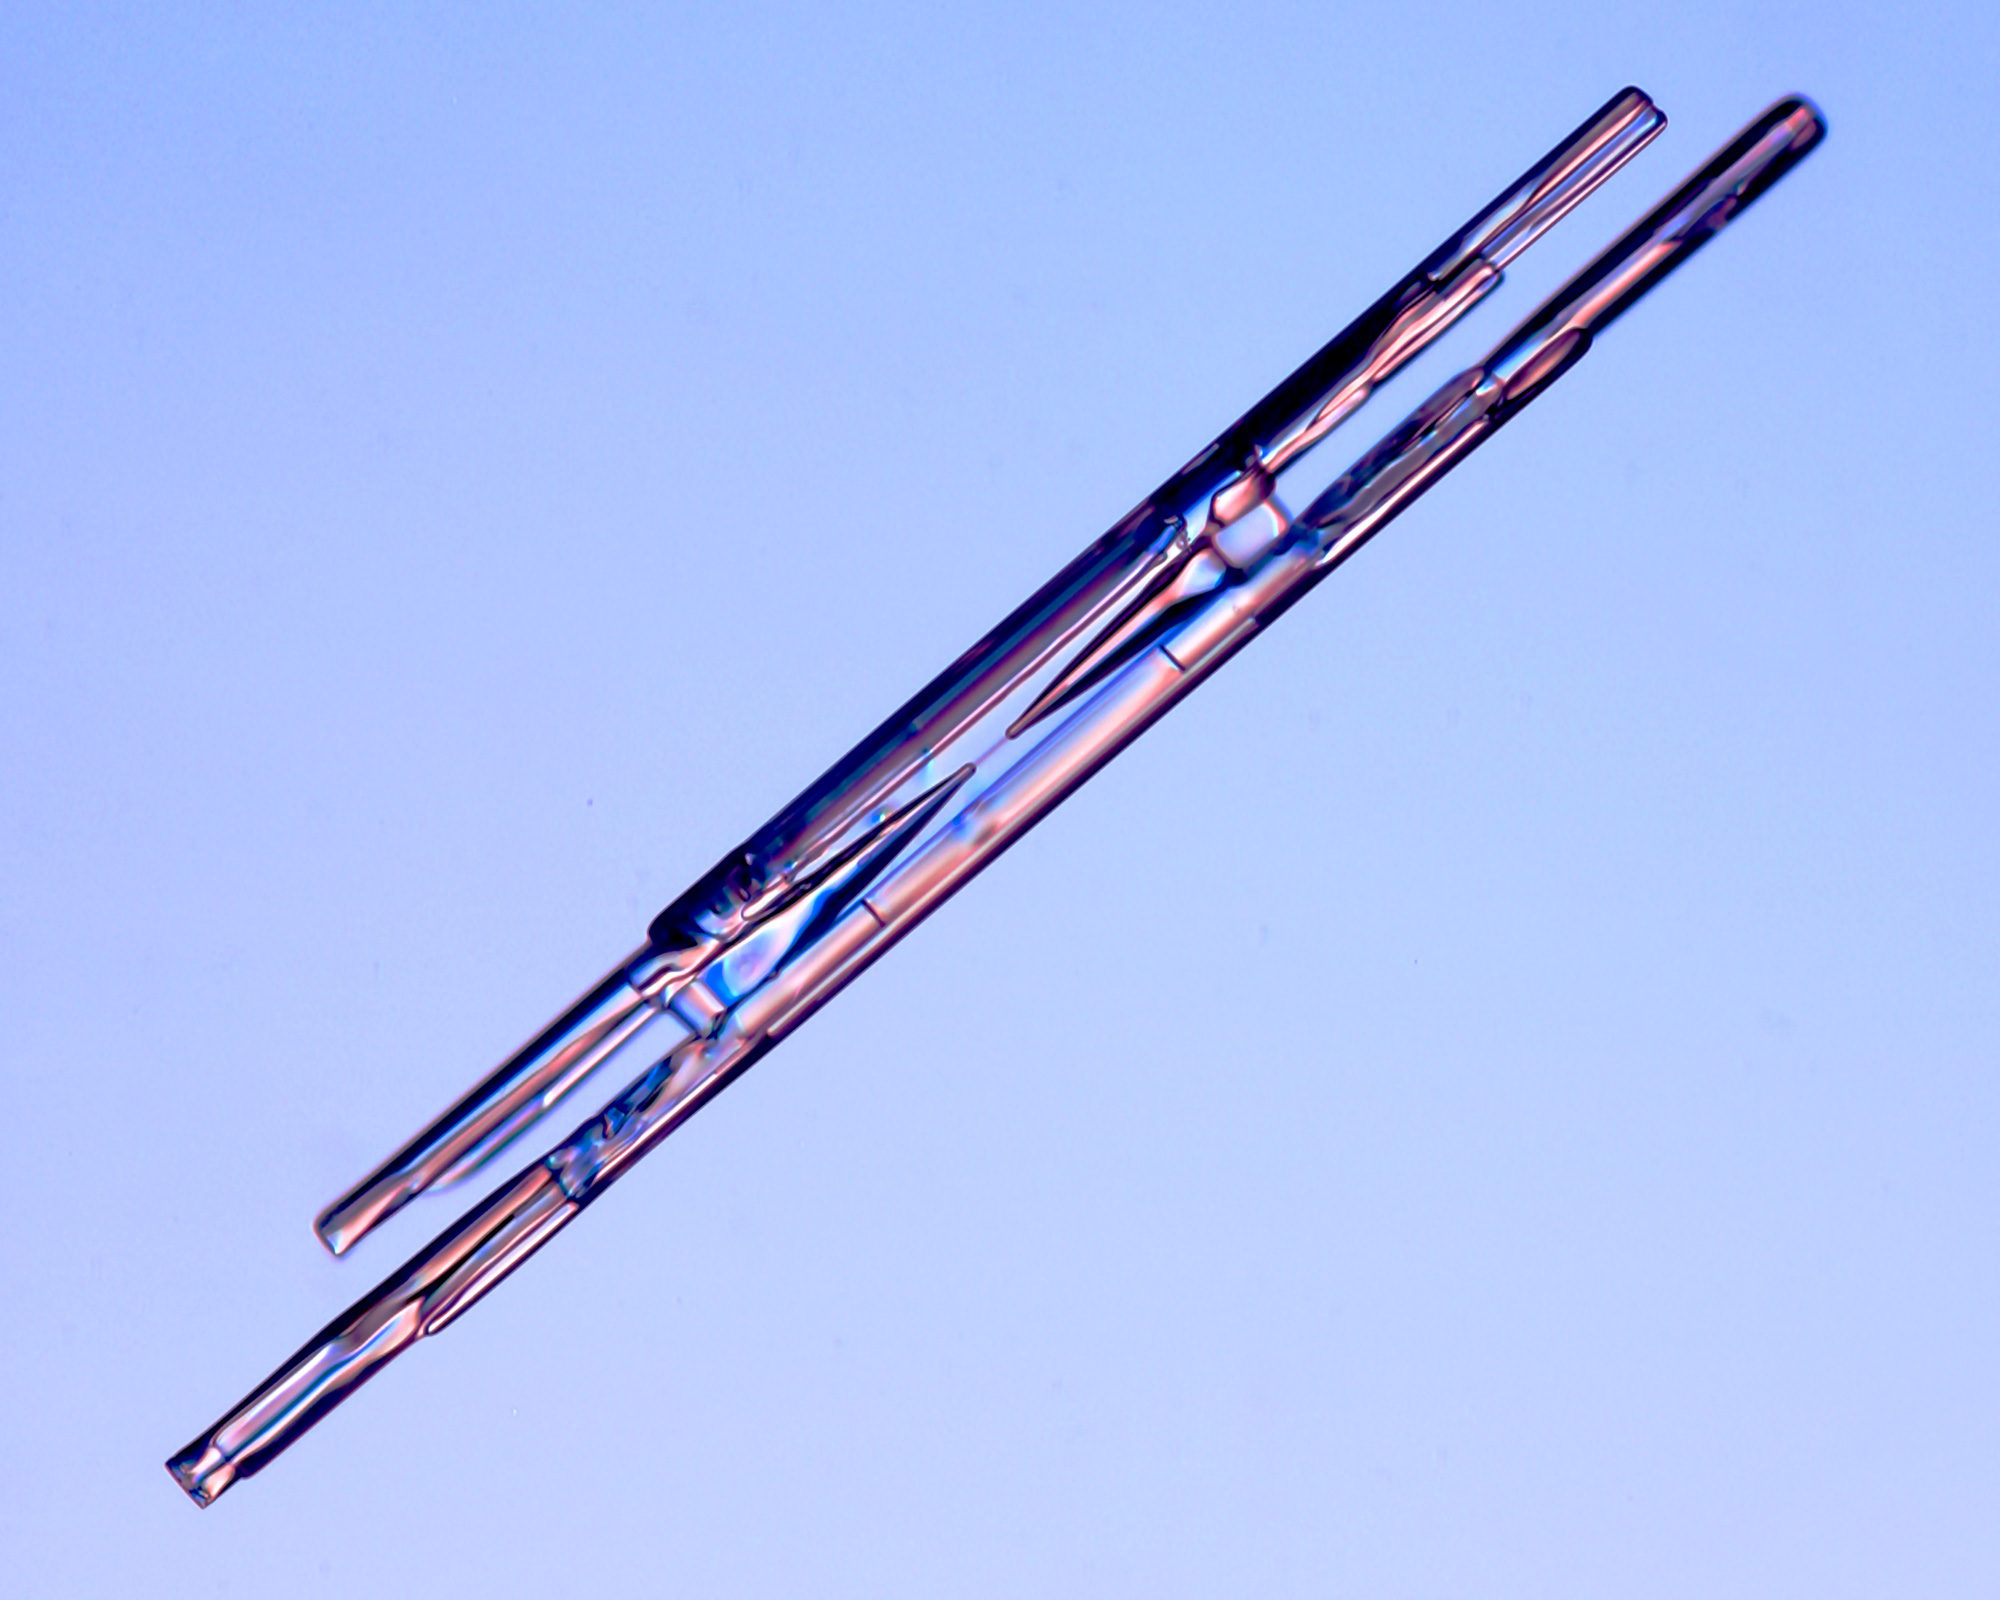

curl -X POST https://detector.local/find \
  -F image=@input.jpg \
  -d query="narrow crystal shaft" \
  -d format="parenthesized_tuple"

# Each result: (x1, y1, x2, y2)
(168, 1168, 576, 1505)
(170, 93, 1824, 1507)
(310, 89, 1664, 1256)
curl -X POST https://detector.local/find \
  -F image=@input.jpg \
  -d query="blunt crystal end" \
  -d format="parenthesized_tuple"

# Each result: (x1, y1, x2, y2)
(165, 1440, 235, 1508)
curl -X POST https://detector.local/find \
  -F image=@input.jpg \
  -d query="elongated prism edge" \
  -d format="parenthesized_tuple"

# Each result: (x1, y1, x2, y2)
(170, 93, 1822, 1506)
(309, 87, 1664, 1260)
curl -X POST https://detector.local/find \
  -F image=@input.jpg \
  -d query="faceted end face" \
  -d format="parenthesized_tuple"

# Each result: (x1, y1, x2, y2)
(315, 1162, 430, 1255)
(312, 1211, 349, 1257)
(165, 1441, 233, 1507)
(1726, 95, 1828, 213)
(1774, 94, 1828, 151)
(314, 1188, 384, 1257)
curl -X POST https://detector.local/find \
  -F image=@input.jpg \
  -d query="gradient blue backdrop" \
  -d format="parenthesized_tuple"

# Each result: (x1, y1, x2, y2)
(5, 4, 1997, 1595)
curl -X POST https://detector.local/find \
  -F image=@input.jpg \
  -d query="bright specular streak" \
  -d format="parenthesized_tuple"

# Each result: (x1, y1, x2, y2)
(168, 90, 1825, 1507)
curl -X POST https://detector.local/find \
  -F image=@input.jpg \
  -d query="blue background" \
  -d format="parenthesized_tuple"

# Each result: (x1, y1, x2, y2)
(5, 4, 1997, 1594)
